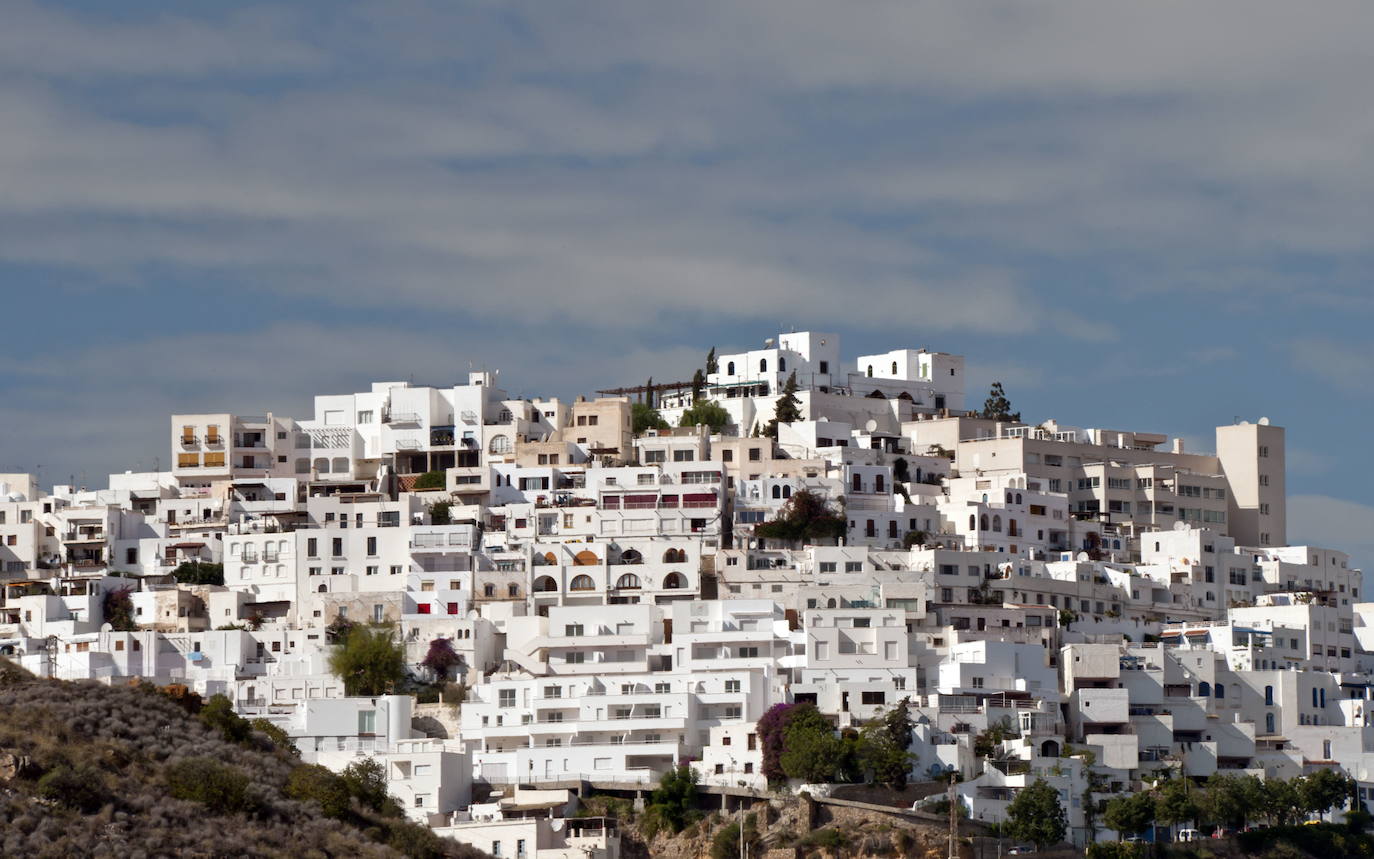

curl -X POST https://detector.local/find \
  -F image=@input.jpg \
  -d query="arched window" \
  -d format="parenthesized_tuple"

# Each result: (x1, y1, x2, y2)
(542, 552, 558, 566)
(620, 549, 643, 565)
(772, 485, 782, 499)
(727, 361, 736, 375)
(314, 457, 330, 474)
(779, 358, 786, 372)
(569, 574, 595, 591)
(1198, 681, 1211, 697)
(1006, 492, 1013, 504)
(1265, 685, 1274, 705)
(331, 457, 349, 474)
(663, 572, 687, 590)
(489, 435, 513, 454)
(759, 359, 768, 373)
(992, 515, 1002, 533)
(782, 485, 792, 498)
(317, 584, 327, 593)
(1313, 688, 1320, 708)
(889, 361, 896, 374)
(508, 583, 520, 597)
(1266, 712, 1276, 733)
(663, 548, 686, 563)
(1215, 683, 1225, 699)
(483, 583, 495, 597)
(573, 550, 600, 566)
(828, 598, 837, 608)
(980, 515, 989, 531)
(970, 515, 977, 531)
(866, 365, 873, 377)
(533, 575, 558, 593)
(616, 573, 642, 589)
(1016, 493, 1023, 505)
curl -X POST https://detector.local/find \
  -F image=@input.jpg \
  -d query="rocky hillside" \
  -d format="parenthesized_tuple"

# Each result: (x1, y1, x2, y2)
(0, 659, 487, 858)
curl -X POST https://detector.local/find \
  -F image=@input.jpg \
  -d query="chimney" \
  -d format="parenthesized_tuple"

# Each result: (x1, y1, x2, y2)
(1172, 438, 1185, 454)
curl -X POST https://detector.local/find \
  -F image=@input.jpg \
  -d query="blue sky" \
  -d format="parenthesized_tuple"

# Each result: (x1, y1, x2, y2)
(1, 1, 1372, 575)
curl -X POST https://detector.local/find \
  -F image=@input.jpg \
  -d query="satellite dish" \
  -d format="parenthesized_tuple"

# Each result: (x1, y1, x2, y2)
(865, 419, 878, 432)
(101, 622, 113, 632)
(1239, 420, 1250, 426)
(1076, 552, 1090, 562)
(764, 338, 775, 347)
(1258, 417, 1270, 426)
(1173, 521, 1188, 531)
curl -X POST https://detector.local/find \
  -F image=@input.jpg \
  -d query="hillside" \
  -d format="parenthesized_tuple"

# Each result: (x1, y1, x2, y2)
(0, 659, 487, 858)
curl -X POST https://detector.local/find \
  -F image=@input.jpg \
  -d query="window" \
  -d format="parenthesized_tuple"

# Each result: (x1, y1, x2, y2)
(498, 689, 516, 708)
(331, 537, 343, 557)
(725, 680, 741, 693)
(358, 710, 377, 735)
(861, 691, 886, 706)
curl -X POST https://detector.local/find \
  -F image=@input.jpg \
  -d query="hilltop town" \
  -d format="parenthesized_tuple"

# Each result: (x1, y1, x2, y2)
(0, 330, 1364, 856)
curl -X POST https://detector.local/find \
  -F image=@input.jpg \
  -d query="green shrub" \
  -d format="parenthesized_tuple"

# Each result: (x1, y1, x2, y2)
(342, 758, 391, 813)
(413, 471, 447, 490)
(285, 764, 352, 819)
(37, 764, 107, 812)
(200, 694, 252, 744)
(249, 718, 298, 757)
(165, 757, 254, 815)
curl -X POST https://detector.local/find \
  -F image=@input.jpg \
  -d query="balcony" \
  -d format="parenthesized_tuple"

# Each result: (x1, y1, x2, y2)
(430, 427, 456, 447)
(386, 412, 421, 425)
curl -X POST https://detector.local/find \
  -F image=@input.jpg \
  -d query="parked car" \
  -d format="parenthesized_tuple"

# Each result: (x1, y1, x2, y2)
(1006, 846, 1036, 855)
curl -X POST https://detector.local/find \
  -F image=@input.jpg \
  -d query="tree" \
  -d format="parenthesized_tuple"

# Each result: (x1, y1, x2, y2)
(1005, 778, 1068, 850)
(427, 501, 452, 525)
(102, 585, 137, 631)
(780, 705, 843, 783)
(753, 490, 846, 545)
(1298, 768, 1355, 819)
(705, 347, 718, 375)
(285, 763, 352, 819)
(632, 402, 670, 435)
(172, 561, 224, 586)
(679, 400, 731, 433)
(892, 457, 910, 484)
(1198, 773, 1262, 831)
(646, 764, 700, 833)
(691, 368, 706, 402)
(420, 637, 463, 681)
(1259, 777, 1302, 826)
(766, 371, 802, 439)
(757, 702, 803, 783)
(980, 381, 1021, 422)
(200, 694, 251, 744)
(342, 757, 392, 813)
(1103, 791, 1156, 840)
(327, 624, 407, 696)
(1154, 775, 1198, 833)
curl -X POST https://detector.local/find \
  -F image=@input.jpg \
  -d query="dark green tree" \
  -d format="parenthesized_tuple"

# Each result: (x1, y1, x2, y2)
(327, 624, 407, 696)
(1005, 778, 1068, 850)
(646, 764, 700, 833)
(857, 701, 914, 789)
(342, 757, 393, 813)
(766, 371, 802, 439)
(691, 368, 706, 402)
(780, 705, 843, 783)
(644, 377, 654, 407)
(1198, 773, 1262, 831)
(1259, 776, 1302, 826)
(705, 347, 718, 375)
(679, 400, 731, 433)
(1103, 791, 1156, 840)
(632, 402, 670, 435)
(1298, 768, 1355, 819)
(200, 693, 251, 743)
(1154, 775, 1198, 833)
(753, 490, 846, 545)
(980, 381, 1021, 422)
(892, 457, 910, 484)
(172, 561, 225, 586)
(285, 763, 352, 819)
